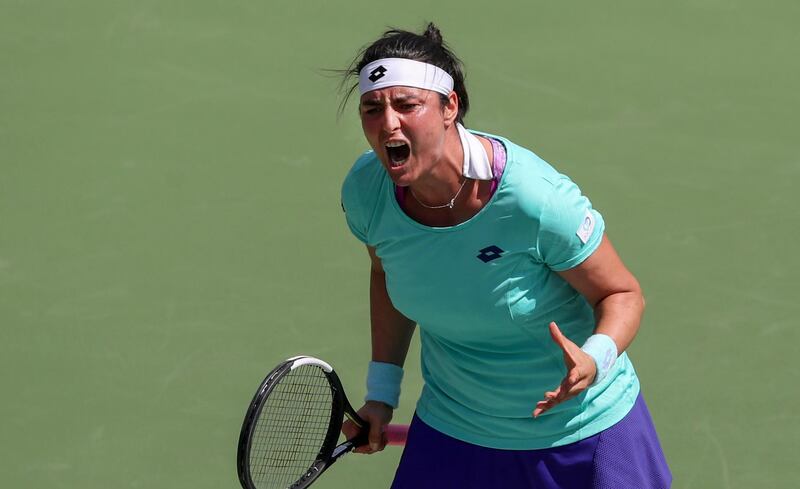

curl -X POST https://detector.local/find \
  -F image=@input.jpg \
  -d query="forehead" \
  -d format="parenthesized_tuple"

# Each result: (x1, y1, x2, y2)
(359, 86, 436, 104)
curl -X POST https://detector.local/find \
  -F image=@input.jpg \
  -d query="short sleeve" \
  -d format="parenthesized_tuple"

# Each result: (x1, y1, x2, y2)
(341, 151, 385, 244)
(537, 176, 605, 271)
(341, 172, 368, 243)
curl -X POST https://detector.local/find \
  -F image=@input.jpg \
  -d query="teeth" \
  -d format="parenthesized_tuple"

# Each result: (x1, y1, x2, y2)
(385, 140, 409, 167)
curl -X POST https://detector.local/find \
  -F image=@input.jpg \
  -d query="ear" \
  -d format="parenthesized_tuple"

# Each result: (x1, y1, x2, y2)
(442, 91, 459, 128)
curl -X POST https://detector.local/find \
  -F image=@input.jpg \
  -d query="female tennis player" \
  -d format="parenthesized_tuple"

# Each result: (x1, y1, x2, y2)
(339, 23, 671, 488)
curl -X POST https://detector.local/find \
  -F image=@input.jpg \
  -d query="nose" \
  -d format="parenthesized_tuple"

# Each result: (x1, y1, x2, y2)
(380, 107, 401, 135)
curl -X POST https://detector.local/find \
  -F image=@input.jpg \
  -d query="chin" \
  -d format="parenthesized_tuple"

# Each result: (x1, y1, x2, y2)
(381, 158, 413, 186)
(387, 173, 412, 187)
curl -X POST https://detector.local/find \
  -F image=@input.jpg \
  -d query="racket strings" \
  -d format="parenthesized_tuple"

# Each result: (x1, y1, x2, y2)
(249, 365, 335, 488)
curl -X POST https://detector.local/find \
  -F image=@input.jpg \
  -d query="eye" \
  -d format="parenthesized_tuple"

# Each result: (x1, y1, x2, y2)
(361, 106, 382, 116)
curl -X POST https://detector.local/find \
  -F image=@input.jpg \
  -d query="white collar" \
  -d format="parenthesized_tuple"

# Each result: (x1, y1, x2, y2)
(457, 123, 493, 181)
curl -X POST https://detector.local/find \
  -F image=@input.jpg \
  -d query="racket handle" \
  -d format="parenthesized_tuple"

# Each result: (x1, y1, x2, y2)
(385, 424, 408, 446)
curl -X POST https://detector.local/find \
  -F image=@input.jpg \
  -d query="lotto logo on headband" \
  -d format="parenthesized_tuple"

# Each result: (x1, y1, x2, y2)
(368, 65, 387, 82)
(358, 58, 454, 96)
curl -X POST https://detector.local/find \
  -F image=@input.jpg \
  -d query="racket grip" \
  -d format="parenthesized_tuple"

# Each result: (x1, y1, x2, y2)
(385, 424, 408, 446)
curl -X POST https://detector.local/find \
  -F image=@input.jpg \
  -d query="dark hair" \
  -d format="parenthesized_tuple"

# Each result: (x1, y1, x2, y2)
(339, 23, 469, 124)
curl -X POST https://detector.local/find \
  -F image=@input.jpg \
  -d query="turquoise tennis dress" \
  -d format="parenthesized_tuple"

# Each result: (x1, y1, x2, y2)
(341, 131, 640, 450)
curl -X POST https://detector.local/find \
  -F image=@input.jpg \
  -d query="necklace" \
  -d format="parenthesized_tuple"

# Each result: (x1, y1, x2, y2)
(409, 177, 469, 210)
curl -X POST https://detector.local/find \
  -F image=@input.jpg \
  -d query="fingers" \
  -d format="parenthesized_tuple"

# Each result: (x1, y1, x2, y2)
(368, 422, 387, 453)
(346, 402, 393, 454)
(353, 423, 387, 454)
(343, 419, 370, 454)
(341, 419, 359, 439)
(533, 368, 593, 418)
(549, 322, 579, 365)
(548, 321, 566, 349)
(533, 400, 551, 418)
(533, 391, 568, 418)
(532, 385, 561, 417)
(534, 341, 598, 418)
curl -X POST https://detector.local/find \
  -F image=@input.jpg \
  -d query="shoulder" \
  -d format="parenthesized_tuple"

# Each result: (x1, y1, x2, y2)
(503, 142, 604, 270)
(473, 129, 563, 185)
(474, 130, 605, 267)
(347, 149, 382, 176)
(341, 150, 388, 243)
(342, 150, 385, 201)
(486, 133, 569, 215)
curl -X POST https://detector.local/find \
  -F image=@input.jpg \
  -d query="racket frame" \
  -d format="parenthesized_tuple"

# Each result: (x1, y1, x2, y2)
(237, 356, 368, 489)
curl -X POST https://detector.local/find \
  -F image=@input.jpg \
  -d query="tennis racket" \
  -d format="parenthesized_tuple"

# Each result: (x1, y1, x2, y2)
(237, 355, 408, 489)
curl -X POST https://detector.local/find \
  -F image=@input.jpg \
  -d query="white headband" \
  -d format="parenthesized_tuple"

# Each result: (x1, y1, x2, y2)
(358, 58, 454, 96)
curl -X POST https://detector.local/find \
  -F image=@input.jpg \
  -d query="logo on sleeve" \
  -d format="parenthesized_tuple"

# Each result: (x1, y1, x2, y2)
(576, 209, 595, 244)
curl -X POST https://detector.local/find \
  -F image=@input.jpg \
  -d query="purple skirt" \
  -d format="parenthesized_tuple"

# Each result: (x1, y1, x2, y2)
(391, 393, 671, 489)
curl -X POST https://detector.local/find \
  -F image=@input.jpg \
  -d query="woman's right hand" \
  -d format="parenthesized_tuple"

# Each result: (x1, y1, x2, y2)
(342, 400, 394, 454)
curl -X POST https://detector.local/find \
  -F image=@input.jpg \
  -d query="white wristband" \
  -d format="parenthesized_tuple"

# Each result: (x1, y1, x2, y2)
(365, 361, 403, 408)
(581, 334, 618, 385)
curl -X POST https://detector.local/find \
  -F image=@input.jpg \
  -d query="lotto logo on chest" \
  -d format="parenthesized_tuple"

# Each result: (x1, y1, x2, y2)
(477, 245, 505, 263)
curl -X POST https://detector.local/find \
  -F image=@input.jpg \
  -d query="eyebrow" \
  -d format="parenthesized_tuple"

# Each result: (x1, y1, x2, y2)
(360, 94, 423, 107)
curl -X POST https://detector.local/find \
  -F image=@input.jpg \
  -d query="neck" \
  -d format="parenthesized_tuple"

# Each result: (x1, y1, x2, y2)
(408, 125, 464, 206)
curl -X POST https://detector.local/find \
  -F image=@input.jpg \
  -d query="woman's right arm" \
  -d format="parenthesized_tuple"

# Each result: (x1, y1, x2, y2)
(367, 245, 417, 365)
(344, 245, 416, 453)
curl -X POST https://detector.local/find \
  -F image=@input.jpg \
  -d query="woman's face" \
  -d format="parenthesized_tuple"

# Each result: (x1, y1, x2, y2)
(359, 86, 457, 187)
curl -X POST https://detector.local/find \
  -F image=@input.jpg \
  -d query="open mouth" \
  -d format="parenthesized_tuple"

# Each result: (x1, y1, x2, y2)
(385, 142, 410, 167)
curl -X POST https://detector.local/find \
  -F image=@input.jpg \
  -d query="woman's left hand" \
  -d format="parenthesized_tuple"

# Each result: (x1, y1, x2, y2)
(533, 322, 597, 418)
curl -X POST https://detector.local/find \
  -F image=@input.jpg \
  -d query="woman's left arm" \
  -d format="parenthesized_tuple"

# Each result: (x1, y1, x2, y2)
(559, 233, 644, 353)
(533, 233, 645, 417)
